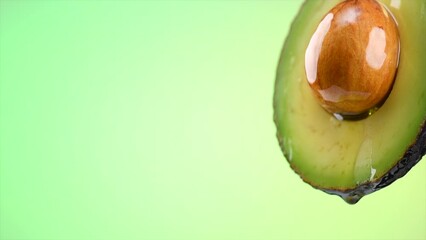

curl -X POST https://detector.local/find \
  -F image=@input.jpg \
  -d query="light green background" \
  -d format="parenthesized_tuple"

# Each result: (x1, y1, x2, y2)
(0, 1, 425, 239)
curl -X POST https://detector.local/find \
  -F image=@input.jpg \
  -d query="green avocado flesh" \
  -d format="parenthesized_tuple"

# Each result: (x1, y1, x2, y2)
(274, 0, 426, 203)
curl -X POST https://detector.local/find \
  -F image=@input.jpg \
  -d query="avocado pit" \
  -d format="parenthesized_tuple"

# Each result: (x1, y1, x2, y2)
(305, 0, 400, 118)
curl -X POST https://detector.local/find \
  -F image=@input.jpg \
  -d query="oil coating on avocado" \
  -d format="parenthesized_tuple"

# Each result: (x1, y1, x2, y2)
(273, 0, 426, 204)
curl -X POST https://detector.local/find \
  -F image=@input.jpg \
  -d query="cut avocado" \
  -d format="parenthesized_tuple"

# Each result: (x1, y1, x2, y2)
(274, 0, 426, 204)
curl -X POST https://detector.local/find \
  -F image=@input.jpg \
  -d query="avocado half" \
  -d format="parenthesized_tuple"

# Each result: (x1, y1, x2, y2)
(273, 0, 426, 204)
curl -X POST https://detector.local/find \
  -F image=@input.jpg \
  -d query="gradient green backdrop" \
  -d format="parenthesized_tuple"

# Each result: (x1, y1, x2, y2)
(0, 1, 425, 239)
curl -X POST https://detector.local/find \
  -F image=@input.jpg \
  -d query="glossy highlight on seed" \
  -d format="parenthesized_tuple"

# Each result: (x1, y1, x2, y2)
(305, 13, 333, 84)
(366, 27, 387, 70)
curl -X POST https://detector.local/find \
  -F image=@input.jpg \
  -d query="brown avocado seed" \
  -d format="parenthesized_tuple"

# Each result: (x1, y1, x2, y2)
(305, 0, 400, 118)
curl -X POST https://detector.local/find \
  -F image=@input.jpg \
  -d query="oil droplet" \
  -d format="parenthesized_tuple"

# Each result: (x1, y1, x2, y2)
(342, 193, 363, 204)
(329, 115, 343, 127)
(354, 139, 373, 185)
(370, 167, 377, 181)
(390, 0, 401, 9)
(333, 113, 344, 121)
(323, 188, 366, 204)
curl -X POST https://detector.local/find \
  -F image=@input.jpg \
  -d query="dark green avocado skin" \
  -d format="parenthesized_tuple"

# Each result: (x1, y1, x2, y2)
(324, 122, 426, 204)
